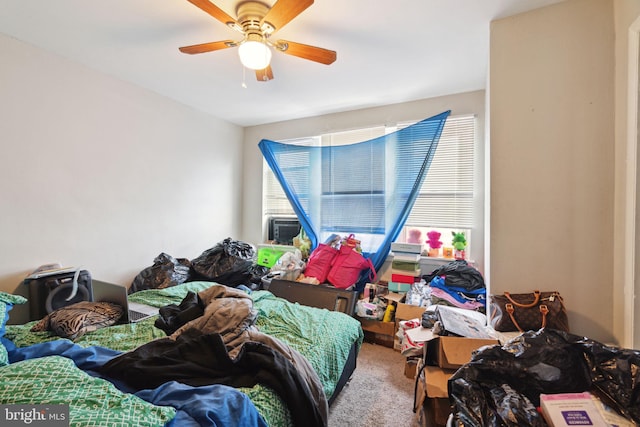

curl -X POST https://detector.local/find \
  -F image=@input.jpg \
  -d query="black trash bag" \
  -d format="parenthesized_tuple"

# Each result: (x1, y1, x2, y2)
(448, 328, 640, 426)
(247, 263, 270, 290)
(191, 238, 257, 287)
(422, 260, 485, 292)
(129, 253, 192, 294)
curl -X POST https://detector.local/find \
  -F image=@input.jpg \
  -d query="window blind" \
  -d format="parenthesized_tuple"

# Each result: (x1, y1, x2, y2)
(403, 114, 475, 228)
(263, 115, 475, 230)
(321, 126, 386, 233)
(263, 136, 319, 217)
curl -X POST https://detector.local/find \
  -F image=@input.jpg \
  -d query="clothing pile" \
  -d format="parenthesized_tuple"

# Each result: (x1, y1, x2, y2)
(422, 260, 486, 313)
(100, 284, 328, 427)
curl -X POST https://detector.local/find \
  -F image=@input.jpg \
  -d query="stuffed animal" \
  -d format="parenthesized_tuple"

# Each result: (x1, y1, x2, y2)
(451, 232, 467, 251)
(425, 231, 443, 256)
(451, 232, 467, 260)
(407, 229, 422, 244)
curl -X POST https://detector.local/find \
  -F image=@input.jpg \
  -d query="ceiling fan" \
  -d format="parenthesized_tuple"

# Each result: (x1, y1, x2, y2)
(179, 0, 337, 81)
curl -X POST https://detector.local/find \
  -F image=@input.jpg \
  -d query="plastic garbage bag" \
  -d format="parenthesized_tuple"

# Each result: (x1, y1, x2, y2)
(355, 297, 386, 320)
(270, 250, 305, 281)
(448, 328, 640, 426)
(246, 263, 269, 290)
(405, 278, 431, 307)
(422, 259, 485, 292)
(129, 253, 192, 294)
(191, 238, 257, 287)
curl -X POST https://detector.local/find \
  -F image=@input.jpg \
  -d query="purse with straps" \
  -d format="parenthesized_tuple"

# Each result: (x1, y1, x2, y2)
(489, 290, 569, 333)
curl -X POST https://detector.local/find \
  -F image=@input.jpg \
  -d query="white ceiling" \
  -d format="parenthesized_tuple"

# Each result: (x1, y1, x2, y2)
(0, 0, 564, 127)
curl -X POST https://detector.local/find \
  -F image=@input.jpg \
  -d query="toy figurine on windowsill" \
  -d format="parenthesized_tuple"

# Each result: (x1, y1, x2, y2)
(425, 230, 443, 257)
(452, 231, 467, 260)
(293, 228, 311, 261)
(407, 228, 423, 244)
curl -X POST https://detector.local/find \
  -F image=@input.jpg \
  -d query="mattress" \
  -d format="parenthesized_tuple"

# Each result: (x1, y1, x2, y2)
(2, 281, 364, 427)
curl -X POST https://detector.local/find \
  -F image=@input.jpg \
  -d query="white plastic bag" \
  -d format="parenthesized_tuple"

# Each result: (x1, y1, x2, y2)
(270, 250, 305, 281)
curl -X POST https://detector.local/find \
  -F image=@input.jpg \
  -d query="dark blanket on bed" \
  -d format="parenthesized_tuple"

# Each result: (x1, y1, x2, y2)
(8, 339, 268, 427)
(154, 291, 204, 335)
(98, 328, 327, 427)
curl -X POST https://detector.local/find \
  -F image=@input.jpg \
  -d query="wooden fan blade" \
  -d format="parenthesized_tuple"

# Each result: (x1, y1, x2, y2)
(276, 40, 336, 65)
(185, 0, 236, 26)
(255, 66, 274, 82)
(261, 0, 313, 31)
(179, 40, 234, 54)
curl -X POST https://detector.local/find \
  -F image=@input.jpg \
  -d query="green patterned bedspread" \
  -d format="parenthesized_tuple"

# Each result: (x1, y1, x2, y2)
(5, 281, 364, 427)
(0, 356, 176, 426)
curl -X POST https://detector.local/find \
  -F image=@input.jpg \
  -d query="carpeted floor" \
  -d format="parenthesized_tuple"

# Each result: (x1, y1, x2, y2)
(328, 342, 420, 427)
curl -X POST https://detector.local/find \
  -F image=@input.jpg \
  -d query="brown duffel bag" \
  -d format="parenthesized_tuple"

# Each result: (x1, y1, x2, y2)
(489, 290, 569, 332)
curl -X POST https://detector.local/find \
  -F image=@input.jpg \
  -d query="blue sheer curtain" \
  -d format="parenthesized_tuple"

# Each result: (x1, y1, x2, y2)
(259, 110, 450, 275)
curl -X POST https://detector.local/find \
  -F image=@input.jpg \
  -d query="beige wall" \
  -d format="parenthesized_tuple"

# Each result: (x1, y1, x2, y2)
(490, 0, 616, 344)
(0, 33, 244, 323)
(241, 91, 487, 271)
(613, 0, 640, 351)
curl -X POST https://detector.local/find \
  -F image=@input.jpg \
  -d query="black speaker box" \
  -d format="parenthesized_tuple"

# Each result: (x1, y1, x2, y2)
(24, 270, 92, 321)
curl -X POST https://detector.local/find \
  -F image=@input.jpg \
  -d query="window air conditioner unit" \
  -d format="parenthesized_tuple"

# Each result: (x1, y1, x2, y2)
(268, 217, 301, 245)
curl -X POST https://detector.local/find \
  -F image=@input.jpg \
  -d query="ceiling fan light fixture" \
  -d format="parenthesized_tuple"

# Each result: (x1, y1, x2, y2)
(179, 0, 336, 81)
(238, 40, 272, 70)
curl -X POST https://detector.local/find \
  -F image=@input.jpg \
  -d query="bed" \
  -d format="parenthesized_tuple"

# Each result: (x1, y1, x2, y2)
(0, 281, 364, 427)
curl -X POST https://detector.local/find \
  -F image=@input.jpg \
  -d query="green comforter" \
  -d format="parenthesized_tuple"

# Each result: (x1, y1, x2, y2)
(5, 281, 364, 427)
(0, 356, 176, 427)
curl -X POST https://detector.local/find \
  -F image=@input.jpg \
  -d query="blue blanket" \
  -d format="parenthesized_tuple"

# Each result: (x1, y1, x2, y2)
(8, 340, 267, 427)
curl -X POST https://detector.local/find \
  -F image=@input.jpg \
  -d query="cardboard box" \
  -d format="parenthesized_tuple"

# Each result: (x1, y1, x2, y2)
(415, 365, 454, 427)
(363, 331, 395, 347)
(359, 318, 395, 335)
(404, 357, 420, 379)
(396, 302, 426, 322)
(359, 318, 395, 348)
(388, 282, 411, 293)
(540, 392, 608, 427)
(390, 242, 423, 254)
(358, 292, 404, 348)
(384, 292, 405, 304)
(421, 397, 451, 427)
(415, 365, 454, 406)
(391, 273, 417, 284)
(425, 335, 499, 370)
(393, 300, 426, 352)
(423, 365, 456, 398)
(394, 335, 402, 351)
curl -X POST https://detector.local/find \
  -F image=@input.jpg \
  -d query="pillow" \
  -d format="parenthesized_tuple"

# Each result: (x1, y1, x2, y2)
(0, 292, 27, 366)
(30, 301, 124, 340)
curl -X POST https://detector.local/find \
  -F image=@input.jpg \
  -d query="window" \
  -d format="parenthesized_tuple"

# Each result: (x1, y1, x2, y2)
(262, 136, 320, 218)
(262, 114, 476, 253)
(395, 115, 476, 251)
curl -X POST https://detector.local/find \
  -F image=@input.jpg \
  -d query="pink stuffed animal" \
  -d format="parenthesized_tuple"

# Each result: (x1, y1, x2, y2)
(407, 229, 422, 244)
(425, 231, 442, 256)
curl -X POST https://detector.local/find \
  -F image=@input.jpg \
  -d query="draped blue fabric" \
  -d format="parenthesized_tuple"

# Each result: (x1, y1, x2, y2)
(259, 110, 450, 280)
